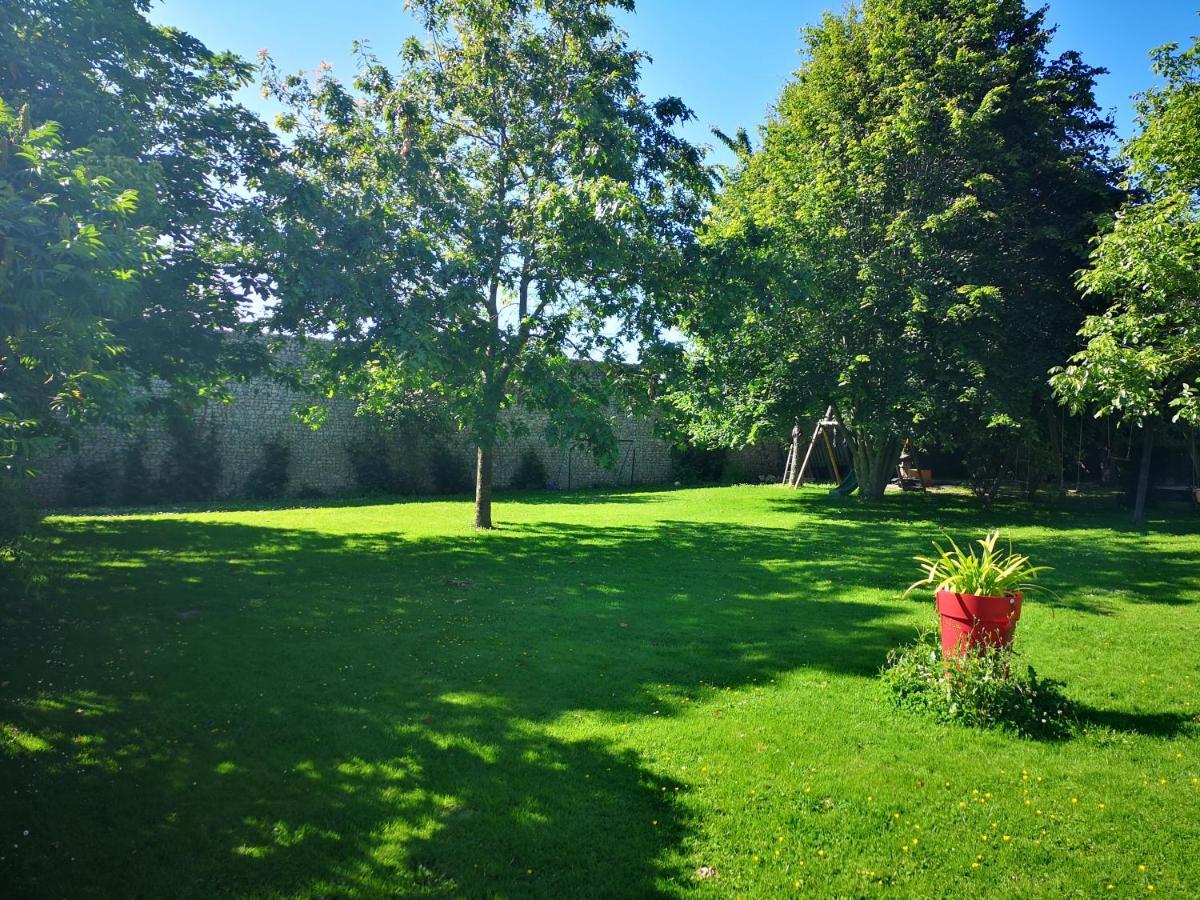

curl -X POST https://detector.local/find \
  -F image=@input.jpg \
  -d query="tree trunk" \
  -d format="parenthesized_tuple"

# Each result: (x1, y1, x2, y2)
(474, 444, 495, 529)
(1132, 418, 1155, 527)
(852, 434, 900, 500)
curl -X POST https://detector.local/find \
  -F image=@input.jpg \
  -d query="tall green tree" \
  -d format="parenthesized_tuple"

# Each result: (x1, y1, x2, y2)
(0, 0, 274, 472)
(1052, 35, 1200, 525)
(0, 100, 154, 468)
(674, 0, 1114, 499)
(251, 0, 708, 527)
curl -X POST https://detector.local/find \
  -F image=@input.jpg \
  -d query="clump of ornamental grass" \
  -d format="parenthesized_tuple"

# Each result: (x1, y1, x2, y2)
(881, 625, 1076, 740)
(904, 530, 1054, 598)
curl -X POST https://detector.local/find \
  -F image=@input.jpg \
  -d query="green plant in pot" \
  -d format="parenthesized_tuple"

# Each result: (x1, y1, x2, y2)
(904, 531, 1052, 657)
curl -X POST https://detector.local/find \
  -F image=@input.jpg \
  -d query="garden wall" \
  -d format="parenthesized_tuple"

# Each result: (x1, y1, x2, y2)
(25, 353, 783, 507)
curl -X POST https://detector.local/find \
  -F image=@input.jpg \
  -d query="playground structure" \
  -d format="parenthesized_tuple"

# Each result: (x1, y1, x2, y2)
(782, 407, 857, 494)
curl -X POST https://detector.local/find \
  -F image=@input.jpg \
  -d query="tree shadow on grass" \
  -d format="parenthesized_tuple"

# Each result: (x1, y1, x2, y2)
(767, 489, 1200, 608)
(3, 495, 1198, 895)
(1, 514, 912, 897)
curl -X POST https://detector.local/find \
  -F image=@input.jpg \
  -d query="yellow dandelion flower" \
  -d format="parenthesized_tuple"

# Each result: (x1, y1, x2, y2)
(1002, 835, 1011, 842)
(1139, 865, 1147, 873)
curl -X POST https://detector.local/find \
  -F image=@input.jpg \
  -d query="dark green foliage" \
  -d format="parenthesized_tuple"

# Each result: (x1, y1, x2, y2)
(509, 448, 548, 491)
(677, 0, 1117, 500)
(346, 433, 413, 496)
(158, 413, 222, 502)
(671, 444, 725, 484)
(119, 440, 154, 506)
(0, 0, 274, 472)
(245, 436, 292, 500)
(429, 445, 472, 495)
(881, 626, 1076, 739)
(251, 0, 709, 526)
(63, 456, 117, 507)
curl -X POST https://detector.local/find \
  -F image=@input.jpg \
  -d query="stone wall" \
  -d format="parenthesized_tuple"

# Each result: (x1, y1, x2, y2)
(25, 372, 783, 509)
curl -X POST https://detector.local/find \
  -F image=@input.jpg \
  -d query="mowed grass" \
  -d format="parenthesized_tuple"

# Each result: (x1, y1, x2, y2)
(1, 486, 1198, 898)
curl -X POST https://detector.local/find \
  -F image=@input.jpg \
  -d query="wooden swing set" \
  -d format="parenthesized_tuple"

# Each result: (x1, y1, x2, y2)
(781, 408, 926, 493)
(781, 406, 863, 492)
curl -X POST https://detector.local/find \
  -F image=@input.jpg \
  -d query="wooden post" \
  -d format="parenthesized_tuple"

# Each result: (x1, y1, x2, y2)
(794, 407, 831, 487)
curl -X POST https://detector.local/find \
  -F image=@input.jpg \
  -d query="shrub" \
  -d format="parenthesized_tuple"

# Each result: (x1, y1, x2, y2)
(346, 433, 414, 496)
(430, 444, 472, 494)
(63, 456, 117, 507)
(509, 447, 547, 490)
(670, 444, 725, 484)
(120, 440, 154, 506)
(881, 626, 1075, 739)
(159, 412, 222, 502)
(245, 435, 292, 500)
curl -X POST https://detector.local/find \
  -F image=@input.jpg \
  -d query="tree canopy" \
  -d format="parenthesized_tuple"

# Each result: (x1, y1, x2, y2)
(1051, 34, 1200, 523)
(0, 0, 274, 470)
(1052, 36, 1200, 428)
(673, 0, 1115, 499)
(250, 0, 710, 527)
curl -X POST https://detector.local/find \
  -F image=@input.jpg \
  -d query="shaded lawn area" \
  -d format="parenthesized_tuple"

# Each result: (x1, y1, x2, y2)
(1, 486, 1198, 897)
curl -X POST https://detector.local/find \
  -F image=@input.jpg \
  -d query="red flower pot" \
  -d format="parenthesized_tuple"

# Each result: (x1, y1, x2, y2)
(935, 590, 1022, 658)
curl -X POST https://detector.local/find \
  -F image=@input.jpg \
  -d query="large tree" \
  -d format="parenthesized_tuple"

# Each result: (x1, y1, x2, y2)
(674, 0, 1114, 499)
(1052, 35, 1200, 524)
(0, 0, 274, 472)
(250, 0, 708, 527)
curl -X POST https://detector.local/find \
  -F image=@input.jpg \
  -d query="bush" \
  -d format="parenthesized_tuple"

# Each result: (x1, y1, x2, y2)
(159, 412, 222, 502)
(63, 455, 117, 507)
(120, 440, 154, 506)
(245, 435, 292, 500)
(509, 447, 547, 490)
(881, 625, 1075, 739)
(670, 444, 725, 484)
(430, 444, 472, 494)
(346, 433, 414, 496)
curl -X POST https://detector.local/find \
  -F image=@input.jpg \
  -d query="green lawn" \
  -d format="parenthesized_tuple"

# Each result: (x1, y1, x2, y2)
(2, 486, 1198, 897)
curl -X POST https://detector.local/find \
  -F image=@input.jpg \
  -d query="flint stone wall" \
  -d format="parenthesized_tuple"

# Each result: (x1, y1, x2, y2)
(26, 364, 782, 507)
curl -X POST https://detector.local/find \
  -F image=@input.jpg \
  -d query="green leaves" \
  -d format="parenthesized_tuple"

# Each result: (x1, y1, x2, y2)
(1052, 36, 1200, 427)
(1, 0, 276, 471)
(252, 0, 709, 517)
(676, 0, 1114, 498)
(905, 530, 1053, 599)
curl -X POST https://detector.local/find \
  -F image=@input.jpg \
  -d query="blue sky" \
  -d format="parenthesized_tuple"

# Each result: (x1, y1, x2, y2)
(154, 0, 1199, 161)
